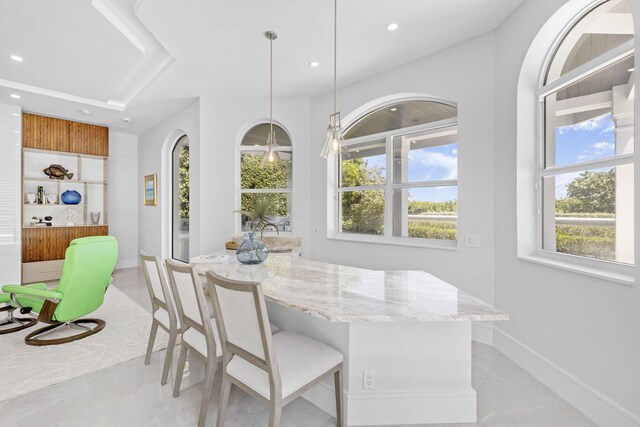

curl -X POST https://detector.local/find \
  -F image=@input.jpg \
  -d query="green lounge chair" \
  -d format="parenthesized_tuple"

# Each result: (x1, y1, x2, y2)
(2, 235, 118, 346)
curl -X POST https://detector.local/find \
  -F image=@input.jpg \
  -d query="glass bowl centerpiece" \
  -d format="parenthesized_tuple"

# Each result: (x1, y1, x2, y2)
(235, 197, 279, 264)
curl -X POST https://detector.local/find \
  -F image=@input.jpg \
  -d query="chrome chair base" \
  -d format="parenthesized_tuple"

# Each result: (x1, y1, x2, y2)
(0, 306, 37, 335)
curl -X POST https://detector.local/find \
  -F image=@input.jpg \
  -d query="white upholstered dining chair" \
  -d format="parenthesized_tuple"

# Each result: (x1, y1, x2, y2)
(205, 270, 344, 427)
(140, 254, 181, 386)
(165, 260, 222, 427)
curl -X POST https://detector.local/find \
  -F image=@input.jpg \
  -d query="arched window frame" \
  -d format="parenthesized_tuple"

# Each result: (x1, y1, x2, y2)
(236, 121, 293, 235)
(327, 94, 459, 249)
(518, 0, 636, 283)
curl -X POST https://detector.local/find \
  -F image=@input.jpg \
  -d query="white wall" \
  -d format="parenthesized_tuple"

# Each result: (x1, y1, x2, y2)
(493, 0, 640, 426)
(308, 33, 497, 305)
(0, 104, 22, 284)
(138, 97, 310, 259)
(138, 100, 200, 259)
(108, 131, 139, 268)
(198, 97, 311, 255)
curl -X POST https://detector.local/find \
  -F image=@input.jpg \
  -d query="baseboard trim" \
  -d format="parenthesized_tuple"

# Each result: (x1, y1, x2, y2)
(494, 327, 640, 427)
(303, 382, 476, 426)
(472, 321, 494, 345)
(116, 258, 138, 269)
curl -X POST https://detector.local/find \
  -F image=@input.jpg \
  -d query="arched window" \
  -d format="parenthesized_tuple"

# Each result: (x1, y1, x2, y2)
(334, 98, 458, 244)
(172, 135, 189, 262)
(539, 0, 634, 264)
(239, 123, 292, 233)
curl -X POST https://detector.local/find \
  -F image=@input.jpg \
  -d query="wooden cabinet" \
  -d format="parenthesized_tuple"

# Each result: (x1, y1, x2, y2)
(23, 113, 70, 152)
(70, 121, 109, 157)
(22, 226, 109, 263)
(22, 113, 108, 157)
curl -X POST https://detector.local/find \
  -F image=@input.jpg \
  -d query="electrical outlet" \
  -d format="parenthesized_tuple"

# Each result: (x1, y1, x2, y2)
(314, 227, 319, 236)
(465, 234, 480, 248)
(363, 370, 375, 390)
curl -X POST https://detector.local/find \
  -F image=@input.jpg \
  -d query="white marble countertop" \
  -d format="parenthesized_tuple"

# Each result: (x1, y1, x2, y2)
(192, 253, 509, 323)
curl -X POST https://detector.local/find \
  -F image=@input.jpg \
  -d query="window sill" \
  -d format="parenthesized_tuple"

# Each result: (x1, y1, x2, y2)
(517, 254, 634, 286)
(327, 233, 458, 251)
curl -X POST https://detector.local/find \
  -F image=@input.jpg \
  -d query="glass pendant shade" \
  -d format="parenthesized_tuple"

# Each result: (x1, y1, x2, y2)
(321, 112, 347, 158)
(262, 130, 281, 163)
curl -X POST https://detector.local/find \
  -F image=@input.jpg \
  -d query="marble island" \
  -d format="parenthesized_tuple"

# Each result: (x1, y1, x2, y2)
(193, 252, 508, 426)
(194, 253, 508, 323)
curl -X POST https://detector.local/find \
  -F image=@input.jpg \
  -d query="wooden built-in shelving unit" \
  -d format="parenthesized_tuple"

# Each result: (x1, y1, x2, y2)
(21, 113, 110, 283)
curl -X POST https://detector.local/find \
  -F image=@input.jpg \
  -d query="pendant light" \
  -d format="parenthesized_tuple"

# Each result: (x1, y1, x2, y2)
(263, 31, 281, 164)
(320, 0, 348, 158)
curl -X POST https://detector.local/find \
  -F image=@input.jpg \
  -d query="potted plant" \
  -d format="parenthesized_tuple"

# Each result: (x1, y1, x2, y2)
(236, 196, 279, 264)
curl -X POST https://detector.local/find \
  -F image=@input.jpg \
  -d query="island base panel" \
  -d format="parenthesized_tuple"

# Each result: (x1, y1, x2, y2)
(266, 302, 477, 425)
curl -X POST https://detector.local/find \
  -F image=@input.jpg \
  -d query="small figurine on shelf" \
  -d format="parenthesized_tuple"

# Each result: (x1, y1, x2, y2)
(36, 186, 44, 204)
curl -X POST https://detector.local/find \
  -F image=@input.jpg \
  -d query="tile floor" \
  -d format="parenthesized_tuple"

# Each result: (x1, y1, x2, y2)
(0, 267, 598, 427)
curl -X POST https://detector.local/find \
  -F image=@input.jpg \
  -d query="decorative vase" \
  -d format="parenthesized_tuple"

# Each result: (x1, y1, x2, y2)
(90, 212, 101, 225)
(61, 190, 82, 205)
(236, 235, 269, 264)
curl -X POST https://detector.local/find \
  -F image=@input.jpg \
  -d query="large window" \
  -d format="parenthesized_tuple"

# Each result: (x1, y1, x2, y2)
(539, 0, 634, 265)
(172, 135, 189, 262)
(239, 123, 292, 233)
(336, 99, 458, 244)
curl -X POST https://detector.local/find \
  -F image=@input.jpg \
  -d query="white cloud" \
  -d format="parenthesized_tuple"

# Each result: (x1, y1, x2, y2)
(558, 113, 611, 133)
(592, 141, 614, 152)
(577, 140, 615, 162)
(409, 150, 457, 180)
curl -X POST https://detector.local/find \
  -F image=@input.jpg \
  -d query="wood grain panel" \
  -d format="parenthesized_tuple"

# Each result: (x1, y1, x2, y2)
(22, 226, 109, 262)
(22, 113, 70, 152)
(70, 121, 109, 157)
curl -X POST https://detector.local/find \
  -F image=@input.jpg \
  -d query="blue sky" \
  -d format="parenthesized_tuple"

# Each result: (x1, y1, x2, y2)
(554, 113, 615, 198)
(358, 113, 616, 202)
(362, 143, 458, 202)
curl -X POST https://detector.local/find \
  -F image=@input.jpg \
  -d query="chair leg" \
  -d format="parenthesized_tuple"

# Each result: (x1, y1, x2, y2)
(145, 321, 158, 366)
(161, 328, 177, 385)
(216, 372, 232, 427)
(173, 344, 188, 398)
(268, 398, 282, 427)
(198, 361, 217, 427)
(334, 367, 343, 427)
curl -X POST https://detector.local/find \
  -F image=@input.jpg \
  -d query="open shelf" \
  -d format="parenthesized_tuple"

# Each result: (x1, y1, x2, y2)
(24, 203, 87, 207)
(24, 177, 107, 185)
(23, 224, 108, 229)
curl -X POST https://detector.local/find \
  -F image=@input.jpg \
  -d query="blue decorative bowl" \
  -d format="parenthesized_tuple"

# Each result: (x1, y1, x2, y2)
(61, 190, 82, 205)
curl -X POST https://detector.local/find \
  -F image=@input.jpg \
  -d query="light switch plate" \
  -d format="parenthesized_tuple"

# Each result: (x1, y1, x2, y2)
(465, 234, 480, 248)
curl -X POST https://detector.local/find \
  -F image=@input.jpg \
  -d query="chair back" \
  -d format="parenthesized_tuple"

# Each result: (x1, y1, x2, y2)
(140, 255, 178, 327)
(54, 236, 118, 322)
(206, 271, 276, 372)
(165, 260, 216, 354)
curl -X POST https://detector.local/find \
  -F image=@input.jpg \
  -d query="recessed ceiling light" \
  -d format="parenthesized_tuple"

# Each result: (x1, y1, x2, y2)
(390, 107, 397, 112)
(79, 109, 91, 115)
(11, 113, 19, 116)
(386, 23, 398, 31)
(629, 67, 635, 72)
(309, 61, 320, 67)
(9, 55, 23, 62)
(10, 94, 20, 99)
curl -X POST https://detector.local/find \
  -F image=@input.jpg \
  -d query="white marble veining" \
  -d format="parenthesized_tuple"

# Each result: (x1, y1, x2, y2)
(194, 253, 508, 323)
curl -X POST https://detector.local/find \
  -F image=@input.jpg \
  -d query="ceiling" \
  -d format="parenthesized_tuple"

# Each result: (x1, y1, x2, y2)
(0, 0, 524, 135)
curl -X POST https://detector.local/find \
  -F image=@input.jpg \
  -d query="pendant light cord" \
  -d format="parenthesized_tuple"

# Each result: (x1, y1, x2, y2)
(333, 0, 337, 116)
(270, 36, 274, 134)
